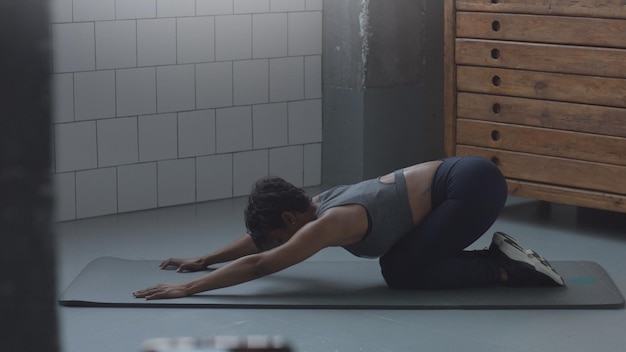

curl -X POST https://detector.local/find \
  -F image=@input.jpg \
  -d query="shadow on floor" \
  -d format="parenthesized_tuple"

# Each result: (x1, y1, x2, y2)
(500, 198, 626, 240)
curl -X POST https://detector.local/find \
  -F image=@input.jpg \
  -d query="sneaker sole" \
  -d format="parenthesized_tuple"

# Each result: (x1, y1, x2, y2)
(493, 232, 565, 286)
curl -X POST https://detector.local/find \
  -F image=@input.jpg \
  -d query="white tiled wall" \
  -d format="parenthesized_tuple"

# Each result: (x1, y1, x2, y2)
(51, 0, 323, 221)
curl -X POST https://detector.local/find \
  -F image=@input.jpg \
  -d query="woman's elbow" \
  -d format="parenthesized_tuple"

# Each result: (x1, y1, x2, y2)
(245, 255, 274, 279)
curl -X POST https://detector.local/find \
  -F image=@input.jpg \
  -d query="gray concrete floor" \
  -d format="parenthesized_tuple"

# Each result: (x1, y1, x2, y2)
(55, 196, 626, 352)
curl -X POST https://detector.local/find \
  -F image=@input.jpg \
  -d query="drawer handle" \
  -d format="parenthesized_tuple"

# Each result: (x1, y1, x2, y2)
(491, 0, 500, 3)
(492, 20, 501, 32)
(492, 75, 501, 86)
(491, 48, 500, 59)
(491, 130, 501, 141)
(492, 103, 501, 114)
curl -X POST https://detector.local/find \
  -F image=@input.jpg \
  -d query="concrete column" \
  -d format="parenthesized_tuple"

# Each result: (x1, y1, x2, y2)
(0, 1, 60, 352)
(322, 0, 444, 185)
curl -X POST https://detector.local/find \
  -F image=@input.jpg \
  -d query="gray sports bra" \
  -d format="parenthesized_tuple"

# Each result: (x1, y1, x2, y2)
(316, 171, 415, 258)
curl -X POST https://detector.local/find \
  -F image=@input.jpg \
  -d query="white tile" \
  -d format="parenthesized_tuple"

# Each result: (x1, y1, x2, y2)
(196, 154, 233, 201)
(55, 121, 98, 172)
(235, 0, 270, 13)
(288, 11, 322, 55)
(216, 106, 253, 153)
(233, 150, 268, 196)
(196, 62, 233, 109)
(303, 143, 321, 186)
(305, 55, 322, 99)
(52, 73, 74, 123)
(95, 20, 137, 69)
(270, 57, 303, 102)
(157, 158, 196, 207)
(197, 0, 233, 15)
(215, 15, 252, 61)
(178, 109, 216, 157)
(116, 0, 156, 19)
(177, 16, 215, 64)
(306, 0, 323, 11)
(269, 145, 303, 187)
(271, 0, 305, 12)
(52, 23, 95, 73)
(157, 0, 195, 17)
(116, 67, 157, 117)
(157, 65, 196, 113)
(233, 59, 269, 106)
(74, 70, 116, 120)
(288, 99, 322, 144)
(50, 0, 73, 23)
(74, 0, 115, 21)
(253, 103, 288, 149)
(97, 117, 139, 167)
(53, 172, 76, 221)
(253, 13, 287, 58)
(76, 167, 118, 218)
(137, 18, 176, 66)
(138, 113, 178, 162)
(117, 162, 157, 212)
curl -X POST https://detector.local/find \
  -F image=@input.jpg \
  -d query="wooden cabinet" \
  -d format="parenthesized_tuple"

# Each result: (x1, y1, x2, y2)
(444, 0, 626, 213)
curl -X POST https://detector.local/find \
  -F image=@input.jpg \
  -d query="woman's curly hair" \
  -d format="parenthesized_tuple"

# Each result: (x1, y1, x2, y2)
(244, 177, 311, 248)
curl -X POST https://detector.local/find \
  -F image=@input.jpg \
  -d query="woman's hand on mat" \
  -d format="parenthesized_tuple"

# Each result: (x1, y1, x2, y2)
(159, 257, 206, 272)
(133, 283, 189, 300)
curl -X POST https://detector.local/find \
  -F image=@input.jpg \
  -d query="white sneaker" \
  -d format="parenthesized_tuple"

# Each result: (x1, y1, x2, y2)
(490, 232, 565, 287)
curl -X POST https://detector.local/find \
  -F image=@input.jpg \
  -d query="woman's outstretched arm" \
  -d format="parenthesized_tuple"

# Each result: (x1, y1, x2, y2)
(159, 234, 260, 272)
(133, 209, 354, 300)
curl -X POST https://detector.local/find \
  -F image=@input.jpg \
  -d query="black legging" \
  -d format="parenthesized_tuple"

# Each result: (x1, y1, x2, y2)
(379, 156, 508, 289)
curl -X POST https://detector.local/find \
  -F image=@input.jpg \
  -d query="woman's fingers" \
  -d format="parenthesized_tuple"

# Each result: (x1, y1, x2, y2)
(159, 258, 201, 271)
(133, 283, 186, 300)
(133, 289, 160, 299)
(143, 291, 162, 300)
(159, 258, 178, 269)
(132, 285, 158, 298)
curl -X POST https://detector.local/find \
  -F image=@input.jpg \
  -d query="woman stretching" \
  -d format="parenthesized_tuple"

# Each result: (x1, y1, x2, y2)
(133, 156, 563, 300)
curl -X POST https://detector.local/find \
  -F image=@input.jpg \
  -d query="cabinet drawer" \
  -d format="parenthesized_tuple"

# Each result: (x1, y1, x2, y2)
(456, 12, 626, 49)
(456, 39, 626, 79)
(456, 145, 626, 195)
(457, 66, 626, 108)
(455, 0, 626, 19)
(446, 0, 626, 213)
(457, 93, 626, 137)
(456, 119, 626, 165)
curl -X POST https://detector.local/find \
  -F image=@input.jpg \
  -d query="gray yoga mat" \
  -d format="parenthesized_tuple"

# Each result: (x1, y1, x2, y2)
(59, 257, 624, 309)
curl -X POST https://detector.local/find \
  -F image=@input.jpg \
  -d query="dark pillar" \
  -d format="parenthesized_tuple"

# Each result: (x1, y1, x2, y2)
(0, 1, 60, 352)
(322, 0, 444, 185)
